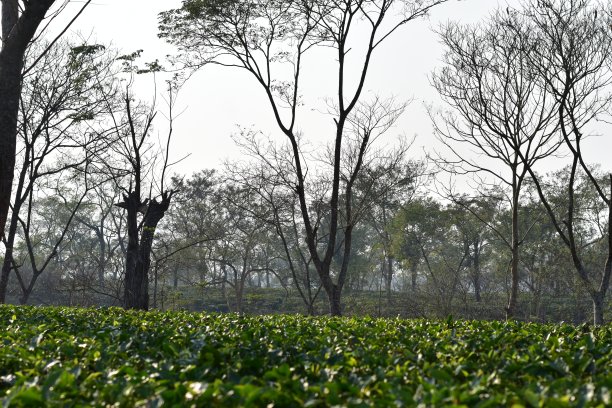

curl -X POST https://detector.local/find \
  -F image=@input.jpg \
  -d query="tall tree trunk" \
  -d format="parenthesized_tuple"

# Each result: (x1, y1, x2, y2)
(0, 256, 11, 303)
(0, 216, 18, 302)
(122, 192, 141, 309)
(411, 261, 418, 292)
(507, 181, 520, 319)
(473, 241, 482, 302)
(592, 292, 604, 326)
(385, 255, 393, 303)
(122, 191, 173, 310)
(0, 55, 20, 241)
(329, 284, 342, 316)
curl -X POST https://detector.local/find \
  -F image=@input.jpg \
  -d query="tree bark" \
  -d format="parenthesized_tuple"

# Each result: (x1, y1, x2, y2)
(593, 292, 604, 326)
(0, 212, 18, 302)
(122, 192, 142, 309)
(19, 277, 36, 305)
(0, 54, 20, 241)
(329, 284, 342, 316)
(0, 256, 11, 302)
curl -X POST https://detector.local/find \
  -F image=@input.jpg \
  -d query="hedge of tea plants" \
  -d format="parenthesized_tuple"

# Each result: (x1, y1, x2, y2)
(0, 306, 610, 406)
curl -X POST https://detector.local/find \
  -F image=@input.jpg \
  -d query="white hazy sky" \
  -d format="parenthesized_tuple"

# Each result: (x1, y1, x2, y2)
(56, 0, 610, 181)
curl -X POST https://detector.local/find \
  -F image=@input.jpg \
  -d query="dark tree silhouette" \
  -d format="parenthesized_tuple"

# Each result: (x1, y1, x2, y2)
(106, 79, 178, 311)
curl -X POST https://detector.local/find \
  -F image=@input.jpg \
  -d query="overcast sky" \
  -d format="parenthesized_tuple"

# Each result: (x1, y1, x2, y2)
(59, 0, 611, 183)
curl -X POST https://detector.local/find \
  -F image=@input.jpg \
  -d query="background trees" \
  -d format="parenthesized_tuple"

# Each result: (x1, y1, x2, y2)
(0, 0, 610, 324)
(159, 0, 448, 315)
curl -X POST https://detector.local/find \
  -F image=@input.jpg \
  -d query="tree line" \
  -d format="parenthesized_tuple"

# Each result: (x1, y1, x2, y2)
(0, 0, 610, 325)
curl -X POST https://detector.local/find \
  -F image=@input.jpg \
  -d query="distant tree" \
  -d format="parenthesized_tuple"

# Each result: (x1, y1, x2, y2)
(225, 158, 323, 315)
(205, 184, 277, 314)
(73, 182, 126, 290)
(159, 0, 448, 316)
(391, 198, 472, 316)
(361, 159, 423, 303)
(517, 190, 572, 321)
(450, 195, 497, 303)
(431, 7, 561, 318)
(9, 179, 91, 305)
(156, 170, 220, 296)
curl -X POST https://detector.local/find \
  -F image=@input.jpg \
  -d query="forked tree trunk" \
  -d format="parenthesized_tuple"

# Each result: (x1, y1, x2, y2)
(122, 191, 173, 310)
(19, 281, 35, 305)
(123, 191, 142, 309)
(307, 303, 315, 316)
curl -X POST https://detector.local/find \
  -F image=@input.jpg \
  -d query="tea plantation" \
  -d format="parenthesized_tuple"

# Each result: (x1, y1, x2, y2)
(0, 306, 610, 407)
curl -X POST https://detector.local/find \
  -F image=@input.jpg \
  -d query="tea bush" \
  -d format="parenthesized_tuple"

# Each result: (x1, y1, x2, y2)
(0, 306, 610, 407)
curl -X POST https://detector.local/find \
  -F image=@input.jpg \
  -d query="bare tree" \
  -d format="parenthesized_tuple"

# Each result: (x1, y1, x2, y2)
(517, 0, 612, 325)
(160, 0, 448, 315)
(431, 8, 561, 318)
